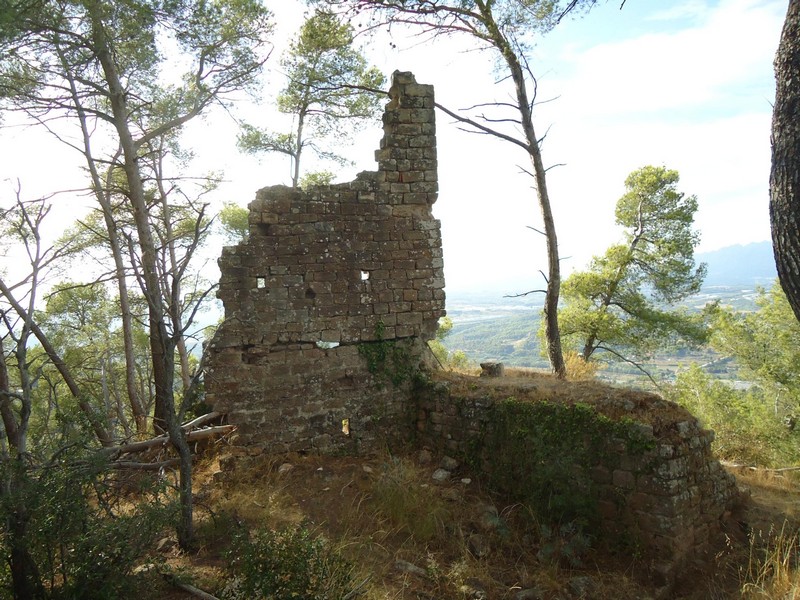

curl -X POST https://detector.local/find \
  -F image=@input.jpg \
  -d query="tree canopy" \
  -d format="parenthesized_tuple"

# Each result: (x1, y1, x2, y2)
(558, 166, 708, 370)
(238, 10, 385, 187)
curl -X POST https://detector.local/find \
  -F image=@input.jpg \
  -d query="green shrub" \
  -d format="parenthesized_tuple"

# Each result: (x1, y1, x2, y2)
(223, 525, 355, 600)
(0, 452, 171, 600)
(668, 365, 798, 467)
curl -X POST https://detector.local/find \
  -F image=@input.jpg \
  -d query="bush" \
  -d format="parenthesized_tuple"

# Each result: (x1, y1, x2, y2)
(668, 365, 798, 467)
(564, 351, 600, 381)
(223, 525, 355, 600)
(0, 453, 171, 599)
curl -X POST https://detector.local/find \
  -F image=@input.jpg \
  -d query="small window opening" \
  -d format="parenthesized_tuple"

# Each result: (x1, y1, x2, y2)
(305, 288, 317, 299)
(342, 418, 350, 436)
(256, 276, 266, 289)
(360, 270, 370, 281)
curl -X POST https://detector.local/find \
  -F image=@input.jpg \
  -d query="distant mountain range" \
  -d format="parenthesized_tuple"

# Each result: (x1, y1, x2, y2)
(446, 241, 778, 306)
(696, 241, 776, 287)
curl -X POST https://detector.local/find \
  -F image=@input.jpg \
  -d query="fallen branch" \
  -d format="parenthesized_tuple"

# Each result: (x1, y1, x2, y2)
(181, 411, 223, 431)
(721, 460, 800, 473)
(103, 424, 236, 458)
(111, 459, 180, 471)
(162, 572, 220, 600)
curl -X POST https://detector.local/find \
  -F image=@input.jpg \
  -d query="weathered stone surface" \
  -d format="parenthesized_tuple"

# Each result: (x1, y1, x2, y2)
(414, 382, 739, 594)
(206, 71, 444, 455)
(480, 360, 504, 377)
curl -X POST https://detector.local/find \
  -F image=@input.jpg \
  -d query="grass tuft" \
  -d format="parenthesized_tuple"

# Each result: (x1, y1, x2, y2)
(741, 521, 800, 599)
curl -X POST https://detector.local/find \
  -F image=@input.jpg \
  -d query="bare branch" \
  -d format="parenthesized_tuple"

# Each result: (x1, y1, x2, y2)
(526, 225, 546, 236)
(594, 345, 661, 389)
(435, 101, 530, 153)
(504, 288, 547, 298)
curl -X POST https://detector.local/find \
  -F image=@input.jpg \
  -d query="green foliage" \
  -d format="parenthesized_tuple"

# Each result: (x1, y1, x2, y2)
(223, 525, 355, 600)
(710, 282, 800, 409)
(668, 365, 798, 467)
(558, 166, 708, 366)
(358, 322, 417, 387)
(299, 170, 337, 189)
(0, 452, 171, 599)
(473, 399, 653, 528)
(218, 202, 250, 244)
(238, 10, 385, 186)
(664, 282, 800, 467)
(279, 10, 385, 129)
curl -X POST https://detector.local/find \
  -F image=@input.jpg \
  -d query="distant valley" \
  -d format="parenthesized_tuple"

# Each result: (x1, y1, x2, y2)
(440, 241, 778, 382)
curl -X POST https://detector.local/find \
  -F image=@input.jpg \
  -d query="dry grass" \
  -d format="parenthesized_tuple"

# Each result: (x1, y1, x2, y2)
(130, 375, 800, 599)
(132, 449, 800, 600)
(740, 522, 800, 599)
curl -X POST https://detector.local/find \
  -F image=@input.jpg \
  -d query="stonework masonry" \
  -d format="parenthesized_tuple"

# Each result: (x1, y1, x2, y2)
(415, 379, 741, 592)
(207, 71, 739, 591)
(206, 71, 445, 452)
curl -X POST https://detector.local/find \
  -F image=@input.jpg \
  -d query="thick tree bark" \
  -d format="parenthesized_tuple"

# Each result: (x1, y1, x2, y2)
(771, 0, 800, 323)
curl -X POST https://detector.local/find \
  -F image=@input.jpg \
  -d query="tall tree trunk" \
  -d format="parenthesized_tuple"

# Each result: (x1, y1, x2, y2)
(57, 42, 148, 435)
(292, 110, 306, 188)
(89, 6, 172, 433)
(502, 45, 566, 378)
(771, 0, 800, 323)
(155, 159, 192, 392)
(89, 5, 193, 548)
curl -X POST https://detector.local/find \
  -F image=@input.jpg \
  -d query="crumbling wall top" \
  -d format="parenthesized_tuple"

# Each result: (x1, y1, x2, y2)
(213, 70, 445, 349)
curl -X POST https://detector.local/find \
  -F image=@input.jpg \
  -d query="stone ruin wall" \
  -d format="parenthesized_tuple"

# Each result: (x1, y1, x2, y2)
(415, 383, 740, 591)
(206, 71, 445, 453)
(206, 70, 740, 589)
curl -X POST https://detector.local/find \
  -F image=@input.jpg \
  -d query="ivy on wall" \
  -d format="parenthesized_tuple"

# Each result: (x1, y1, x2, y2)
(358, 322, 419, 388)
(470, 399, 654, 528)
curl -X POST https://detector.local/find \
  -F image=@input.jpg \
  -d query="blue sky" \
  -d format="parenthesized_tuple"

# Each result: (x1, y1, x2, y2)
(0, 0, 788, 297)
(398, 0, 788, 293)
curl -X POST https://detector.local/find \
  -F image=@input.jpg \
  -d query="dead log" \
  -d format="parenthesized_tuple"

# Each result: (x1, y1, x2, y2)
(104, 424, 235, 458)
(162, 572, 220, 600)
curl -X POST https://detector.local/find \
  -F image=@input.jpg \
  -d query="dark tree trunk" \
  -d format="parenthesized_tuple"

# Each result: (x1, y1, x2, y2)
(500, 35, 566, 378)
(9, 505, 44, 600)
(771, 0, 800, 322)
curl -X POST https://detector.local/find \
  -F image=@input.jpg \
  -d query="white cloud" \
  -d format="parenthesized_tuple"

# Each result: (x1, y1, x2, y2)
(553, 0, 784, 116)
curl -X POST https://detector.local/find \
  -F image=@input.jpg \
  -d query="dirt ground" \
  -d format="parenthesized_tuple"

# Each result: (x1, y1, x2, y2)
(135, 372, 800, 599)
